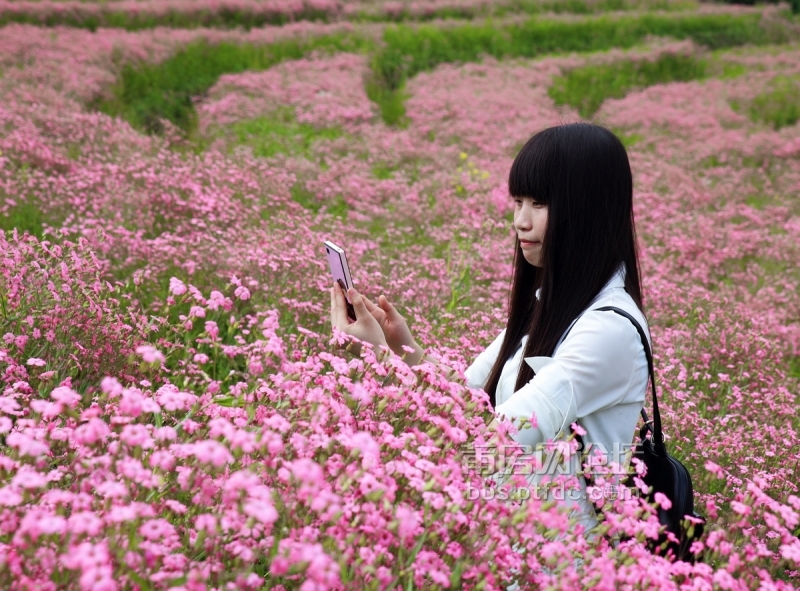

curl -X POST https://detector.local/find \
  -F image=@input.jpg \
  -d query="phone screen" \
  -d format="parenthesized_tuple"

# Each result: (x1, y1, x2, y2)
(324, 241, 356, 321)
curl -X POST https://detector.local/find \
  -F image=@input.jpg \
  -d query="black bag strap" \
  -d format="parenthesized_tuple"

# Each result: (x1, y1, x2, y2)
(563, 306, 665, 454)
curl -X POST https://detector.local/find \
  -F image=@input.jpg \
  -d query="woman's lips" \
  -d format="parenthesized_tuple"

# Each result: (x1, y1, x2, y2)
(519, 240, 541, 248)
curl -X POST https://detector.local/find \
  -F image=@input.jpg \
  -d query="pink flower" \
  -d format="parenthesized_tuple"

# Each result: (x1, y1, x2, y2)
(248, 358, 264, 374)
(732, 501, 751, 516)
(156, 385, 198, 412)
(154, 426, 178, 442)
(205, 321, 219, 341)
(73, 418, 110, 445)
(195, 514, 217, 536)
(26, 358, 46, 367)
(206, 290, 227, 311)
(100, 377, 124, 397)
(704, 460, 725, 479)
(289, 458, 323, 485)
(394, 504, 420, 541)
(139, 518, 177, 541)
(6, 432, 49, 457)
(191, 440, 233, 467)
(135, 345, 165, 364)
(12, 468, 48, 489)
(169, 277, 188, 296)
(51, 386, 81, 408)
(780, 541, 800, 564)
(17, 509, 66, 541)
(119, 389, 145, 417)
(243, 499, 279, 525)
(0, 396, 21, 414)
(570, 421, 586, 436)
(234, 285, 251, 300)
(164, 500, 187, 514)
(654, 492, 672, 510)
(119, 424, 153, 448)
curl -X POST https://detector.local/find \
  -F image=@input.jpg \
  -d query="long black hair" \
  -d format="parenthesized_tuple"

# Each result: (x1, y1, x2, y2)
(484, 123, 644, 408)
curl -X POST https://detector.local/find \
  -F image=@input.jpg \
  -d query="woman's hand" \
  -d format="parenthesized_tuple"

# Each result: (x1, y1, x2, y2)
(360, 293, 424, 364)
(330, 282, 388, 354)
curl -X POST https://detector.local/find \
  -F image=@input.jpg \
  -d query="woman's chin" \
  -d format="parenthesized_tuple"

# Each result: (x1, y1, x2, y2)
(523, 254, 542, 268)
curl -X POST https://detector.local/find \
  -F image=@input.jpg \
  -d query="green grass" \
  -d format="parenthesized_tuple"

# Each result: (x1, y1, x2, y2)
(369, 11, 785, 122)
(216, 109, 344, 159)
(94, 34, 371, 135)
(94, 11, 792, 132)
(365, 75, 409, 127)
(789, 355, 800, 379)
(737, 75, 800, 129)
(375, 12, 773, 88)
(0, 7, 336, 31)
(0, 0, 698, 31)
(0, 201, 44, 239)
(371, 163, 397, 180)
(616, 131, 645, 148)
(289, 182, 348, 218)
(549, 53, 708, 117)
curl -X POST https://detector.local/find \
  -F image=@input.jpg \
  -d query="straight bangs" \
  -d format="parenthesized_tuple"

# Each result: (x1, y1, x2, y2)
(507, 133, 556, 204)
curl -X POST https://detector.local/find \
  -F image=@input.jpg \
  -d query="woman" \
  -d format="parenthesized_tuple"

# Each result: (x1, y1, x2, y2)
(330, 122, 651, 535)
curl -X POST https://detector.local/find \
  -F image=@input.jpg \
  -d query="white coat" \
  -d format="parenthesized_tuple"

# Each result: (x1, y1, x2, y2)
(464, 264, 650, 533)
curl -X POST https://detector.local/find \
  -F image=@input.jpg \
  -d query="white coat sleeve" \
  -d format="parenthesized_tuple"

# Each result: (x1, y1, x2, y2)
(464, 329, 506, 391)
(494, 310, 646, 447)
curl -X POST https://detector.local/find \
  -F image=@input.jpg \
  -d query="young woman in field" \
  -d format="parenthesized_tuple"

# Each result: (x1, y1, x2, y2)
(330, 122, 651, 534)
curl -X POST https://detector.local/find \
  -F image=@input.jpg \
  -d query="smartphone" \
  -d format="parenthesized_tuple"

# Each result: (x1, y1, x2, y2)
(324, 240, 356, 321)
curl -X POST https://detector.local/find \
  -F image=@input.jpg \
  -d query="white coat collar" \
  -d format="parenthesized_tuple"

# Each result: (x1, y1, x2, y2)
(534, 263, 626, 301)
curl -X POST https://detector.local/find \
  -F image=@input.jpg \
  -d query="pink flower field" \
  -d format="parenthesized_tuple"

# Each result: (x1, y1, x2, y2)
(1, 2, 800, 589)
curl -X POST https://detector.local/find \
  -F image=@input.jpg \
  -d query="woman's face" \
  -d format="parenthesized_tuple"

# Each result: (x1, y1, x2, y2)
(513, 196, 548, 267)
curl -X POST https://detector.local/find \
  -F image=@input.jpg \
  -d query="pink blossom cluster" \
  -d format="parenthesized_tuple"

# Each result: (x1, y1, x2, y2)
(1, 7, 800, 590)
(0, 0, 694, 29)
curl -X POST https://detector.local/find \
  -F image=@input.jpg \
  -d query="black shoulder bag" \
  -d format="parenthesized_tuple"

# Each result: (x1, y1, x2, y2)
(569, 306, 706, 563)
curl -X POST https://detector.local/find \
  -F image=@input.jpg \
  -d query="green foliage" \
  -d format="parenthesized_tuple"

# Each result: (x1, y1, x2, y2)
(616, 132, 645, 148)
(375, 12, 769, 84)
(94, 35, 370, 134)
(789, 355, 800, 379)
(365, 77, 409, 127)
(0, 0, 698, 31)
(369, 12, 777, 123)
(290, 181, 320, 213)
(549, 53, 708, 117)
(741, 75, 800, 129)
(0, 201, 44, 239)
(223, 109, 344, 159)
(717, 61, 748, 79)
(94, 11, 790, 131)
(0, 7, 332, 31)
(371, 162, 396, 179)
(289, 182, 347, 218)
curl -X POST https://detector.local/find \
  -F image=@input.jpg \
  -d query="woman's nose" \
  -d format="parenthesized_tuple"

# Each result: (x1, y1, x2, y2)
(514, 211, 532, 231)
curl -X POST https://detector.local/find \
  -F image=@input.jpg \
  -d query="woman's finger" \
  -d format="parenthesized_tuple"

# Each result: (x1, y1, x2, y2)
(330, 282, 349, 330)
(379, 295, 400, 320)
(348, 289, 371, 322)
(362, 294, 380, 313)
(361, 294, 386, 321)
